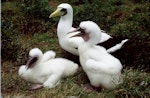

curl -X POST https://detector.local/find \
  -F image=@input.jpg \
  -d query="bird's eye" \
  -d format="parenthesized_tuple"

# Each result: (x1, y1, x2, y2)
(61, 8, 67, 12)
(79, 28, 85, 34)
(60, 8, 67, 16)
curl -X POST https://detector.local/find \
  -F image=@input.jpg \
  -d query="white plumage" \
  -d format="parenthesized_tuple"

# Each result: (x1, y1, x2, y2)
(49, 3, 128, 55)
(71, 21, 123, 89)
(18, 48, 79, 89)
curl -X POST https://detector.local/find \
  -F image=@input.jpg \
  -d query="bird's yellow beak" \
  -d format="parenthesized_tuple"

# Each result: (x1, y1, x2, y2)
(49, 8, 64, 18)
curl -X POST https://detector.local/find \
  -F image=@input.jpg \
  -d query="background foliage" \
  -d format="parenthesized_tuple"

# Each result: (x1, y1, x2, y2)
(2, 0, 55, 62)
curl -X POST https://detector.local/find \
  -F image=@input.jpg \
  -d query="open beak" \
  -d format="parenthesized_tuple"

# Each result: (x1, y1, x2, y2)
(26, 57, 38, 70)
(67, 27, 82, 37)
(69, 28, 89, 41)
(49, 8, 65, 18)
(68, 27, 80, 34)
(68, 27, 85, 38)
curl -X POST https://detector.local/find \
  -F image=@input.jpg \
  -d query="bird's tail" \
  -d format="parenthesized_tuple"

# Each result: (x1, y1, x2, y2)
(107, 39, 129, 53)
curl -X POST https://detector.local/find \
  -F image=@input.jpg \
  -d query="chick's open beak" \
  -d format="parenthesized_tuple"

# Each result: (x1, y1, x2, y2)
(69, 28, 89, 41)
(69, 28, 85, 37)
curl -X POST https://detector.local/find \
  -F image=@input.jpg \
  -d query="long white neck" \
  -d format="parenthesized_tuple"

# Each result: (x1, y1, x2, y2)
(78, 31, 101, 53)
(78, 43, 90, 54)
(57, 12, 73, 39)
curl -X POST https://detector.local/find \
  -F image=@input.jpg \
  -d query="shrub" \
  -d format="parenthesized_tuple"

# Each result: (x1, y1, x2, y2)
(1, 20, 21, 62)
(19, 0, 52, 20)
(16, 0, 55, 34)
(1, 0, 54, 62)
(2, 2, 21, 62)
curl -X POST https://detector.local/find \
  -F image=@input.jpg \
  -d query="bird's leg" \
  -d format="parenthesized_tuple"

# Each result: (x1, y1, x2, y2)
(43, 74, 61, 89)
(30, 83, 43, 90)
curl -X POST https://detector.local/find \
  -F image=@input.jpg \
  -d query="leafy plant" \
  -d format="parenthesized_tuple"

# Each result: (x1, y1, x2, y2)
(1, 0, 55, 62)
(19, 0, 53, 20)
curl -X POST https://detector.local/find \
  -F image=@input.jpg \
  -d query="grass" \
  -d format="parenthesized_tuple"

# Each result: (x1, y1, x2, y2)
(1, 0, 150, 98)
(1, 32, 150, 98)
(2, 59, 150, 98)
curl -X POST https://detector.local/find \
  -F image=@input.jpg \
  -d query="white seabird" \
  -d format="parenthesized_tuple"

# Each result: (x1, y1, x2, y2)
(49, 3, 128, 55)
(18, 48, 79, 90)
(71, 21, 123, 89)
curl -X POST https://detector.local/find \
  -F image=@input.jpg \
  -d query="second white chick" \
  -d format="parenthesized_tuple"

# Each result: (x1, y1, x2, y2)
(18, 48, 79, 89)
(71, 21, 123, 90)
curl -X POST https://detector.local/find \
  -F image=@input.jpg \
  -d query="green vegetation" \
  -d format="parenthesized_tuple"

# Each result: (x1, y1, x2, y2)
(2, 0, 150, 98)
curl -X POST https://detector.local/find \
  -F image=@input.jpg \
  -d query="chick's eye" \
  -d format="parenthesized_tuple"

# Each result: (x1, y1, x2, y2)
(79, 28, 85, 34)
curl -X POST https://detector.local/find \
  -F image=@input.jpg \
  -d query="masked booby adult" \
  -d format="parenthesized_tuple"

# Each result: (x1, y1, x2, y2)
(71, 21, 123, 90)
(49, 3, 128, 55)
(18, 48, 79, 90)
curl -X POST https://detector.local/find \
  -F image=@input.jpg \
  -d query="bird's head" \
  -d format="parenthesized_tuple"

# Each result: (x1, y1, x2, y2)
(69, 21, 101, 45)
(49, 3, 73, 18)
(26, 48, 43, 70)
